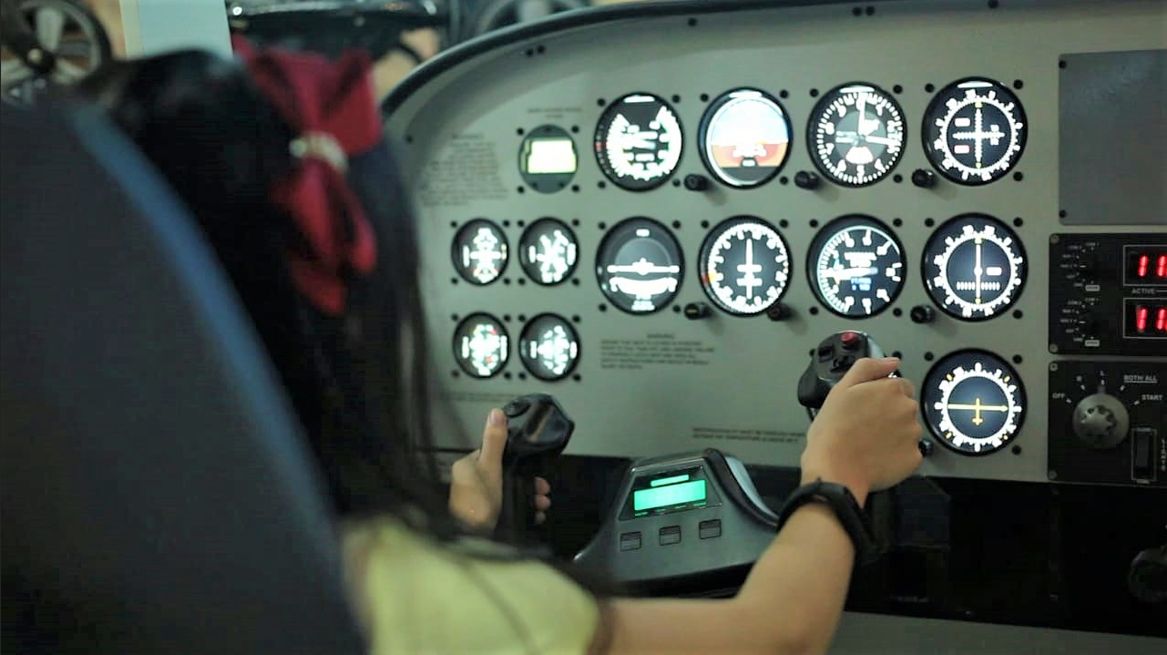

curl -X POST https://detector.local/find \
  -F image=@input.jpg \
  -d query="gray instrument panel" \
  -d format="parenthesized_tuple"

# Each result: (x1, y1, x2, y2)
(384, 0, 1167, 482)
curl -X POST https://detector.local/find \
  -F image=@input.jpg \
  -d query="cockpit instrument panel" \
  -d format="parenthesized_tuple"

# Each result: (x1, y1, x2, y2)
(386, 0, 1166, 487)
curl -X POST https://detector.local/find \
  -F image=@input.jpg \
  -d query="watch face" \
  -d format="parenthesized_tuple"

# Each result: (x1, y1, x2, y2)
(595, 93, 683, 190)
(923, 78, 1026, 185)
(699, 88, 792, 188)
(808, 82, 905, 187)
(808, 216, 905, 318)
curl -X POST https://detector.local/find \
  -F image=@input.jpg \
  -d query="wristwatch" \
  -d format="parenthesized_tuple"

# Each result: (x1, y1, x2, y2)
(775, 479, 882, 564)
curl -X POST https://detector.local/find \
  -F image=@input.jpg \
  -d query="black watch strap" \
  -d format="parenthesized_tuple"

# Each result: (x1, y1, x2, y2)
(776, 479, 881, 564)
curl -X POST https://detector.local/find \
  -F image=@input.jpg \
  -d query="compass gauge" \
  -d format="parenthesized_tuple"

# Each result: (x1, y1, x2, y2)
(595, 93, 683, 190)
(808, 216, 904, 317)
(699, 217, 790, 316)
(923, 350, 1026, 455)
(453, 313, 509, 378)
(519, 218, 578, 285)
(596, 218, 683, 314)
(519, 314, 580, 381)
(808, 82, 905, 187)
(452, 219, 508, 285)
(923, 78, 1026, 185)
(923, 214, 1026, 321)
(699, 88, 792, 188)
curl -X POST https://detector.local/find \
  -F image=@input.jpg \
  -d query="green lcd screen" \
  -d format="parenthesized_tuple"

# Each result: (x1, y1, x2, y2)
(633, 479, 707, 512)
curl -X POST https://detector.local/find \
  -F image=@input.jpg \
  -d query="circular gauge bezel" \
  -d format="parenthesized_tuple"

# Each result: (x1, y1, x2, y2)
(518, 313, 581, 381)
(698, 87, 793, 189)
(806, 81, 906, 188)
(517, 124, 577, 193)
(594, 92, 684, 192)
(450, 218, 509, 286)
(452, 313, 510, 379)
(805, 215, 905, 319)
(921, 213, 1028, 322)
(922, 349, 1027, 456)
(595, 216, 685, 315)
(922, 77, 1027, 187)
(518, 218, 579, 286)
(698, 216, 792, 316)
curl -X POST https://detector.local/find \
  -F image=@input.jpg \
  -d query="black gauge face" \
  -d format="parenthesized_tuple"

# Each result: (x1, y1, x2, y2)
(594, 93, 683, 190)
(453, 314, 509, 378)
(519, 314, 580, 381)
(518, 125, 577, 193)
(699, 217, 790, 316)
(923, 215, 1026, 320)
(923, 78, 1026, 185)
(596, 217, 683, 314)
(519, 218, 579, 285)
(451, 219, 508, 285)
(923, 350, 1026, 455)
(699, 89, 792, 188)
(808, 216, 904, 317)
(808, 83, 905, 187)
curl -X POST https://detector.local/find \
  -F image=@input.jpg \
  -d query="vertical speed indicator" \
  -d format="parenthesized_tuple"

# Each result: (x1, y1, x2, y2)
(808, 82, 905, 187)
(808, 216, 905, 317)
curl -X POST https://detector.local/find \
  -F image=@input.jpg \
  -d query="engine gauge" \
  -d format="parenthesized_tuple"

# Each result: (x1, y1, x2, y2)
(519, 314, 581, 381)
(808, 82, 905, 187)
(594, 93, 683, 190)
(453, 313, 509, 378)
(808, 215, 904, 317)
(596, 217, 683, 314)
(699, 217, 790, 316)
(923, 78, 1026, 185)
(923, 350, 1026, 455)
(699, 88, 792, 188)
(452, 219, 508, 285)
(519, 218, 578, 285)
(923, 214, 1026, 321)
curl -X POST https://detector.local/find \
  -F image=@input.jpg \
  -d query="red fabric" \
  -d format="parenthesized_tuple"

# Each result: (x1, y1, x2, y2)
(234, 36, 381, 316)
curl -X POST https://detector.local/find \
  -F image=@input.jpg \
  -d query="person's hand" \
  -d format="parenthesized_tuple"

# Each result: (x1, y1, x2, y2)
(448, 408, 552, 532)
(801, 357, 923, 506)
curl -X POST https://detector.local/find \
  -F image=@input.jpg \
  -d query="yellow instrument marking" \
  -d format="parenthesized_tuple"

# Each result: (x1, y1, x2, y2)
(946, 396, 1009, 426)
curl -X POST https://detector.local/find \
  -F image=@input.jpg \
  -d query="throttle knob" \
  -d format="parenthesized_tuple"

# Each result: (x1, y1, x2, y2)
(1072, 393, 1130, 450)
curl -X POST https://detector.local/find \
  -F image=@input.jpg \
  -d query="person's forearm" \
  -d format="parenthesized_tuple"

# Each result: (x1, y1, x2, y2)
(734, 499, 861, 654)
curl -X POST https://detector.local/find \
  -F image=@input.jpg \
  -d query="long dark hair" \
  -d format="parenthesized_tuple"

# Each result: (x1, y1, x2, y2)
(78, 50, 453, 533)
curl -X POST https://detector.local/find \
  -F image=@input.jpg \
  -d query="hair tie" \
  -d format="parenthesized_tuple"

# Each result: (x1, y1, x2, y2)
(234, 36, 381, 316)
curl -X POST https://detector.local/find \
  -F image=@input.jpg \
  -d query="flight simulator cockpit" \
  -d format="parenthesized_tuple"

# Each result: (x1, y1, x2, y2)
(2, 0, 1165, 652)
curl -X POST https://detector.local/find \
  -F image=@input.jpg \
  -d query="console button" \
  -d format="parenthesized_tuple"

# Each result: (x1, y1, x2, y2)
(619, 532, 642, 551)
(699, 519, 722, 539)
(659, 526, 681, 546)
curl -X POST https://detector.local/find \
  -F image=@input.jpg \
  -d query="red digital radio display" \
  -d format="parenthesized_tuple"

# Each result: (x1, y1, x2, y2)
(1125, 299, 1167, 339)
(1125, 246, 1167, 285)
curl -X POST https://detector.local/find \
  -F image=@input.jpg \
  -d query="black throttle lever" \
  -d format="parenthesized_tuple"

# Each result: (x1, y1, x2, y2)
(495, 394, 574, 544)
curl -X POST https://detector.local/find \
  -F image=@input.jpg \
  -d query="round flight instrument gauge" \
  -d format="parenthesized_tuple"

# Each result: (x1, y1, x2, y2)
(923, 350, 1026, 455)
(923, 78, 1026, 185)
(519, 314, 581, 381)
(699, 217, 791, 316)
(596, 217, 683, 314)
(594, 93, 683, 190)
(519, 218, 578, 285)
(452, 219, 508, 285)
(808, 82, 905, 187)
(808, 215, 904, 317)
(699, 88, 792, 188)
(453, 313, 509, 378)
(923, 214, 1026, 321)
